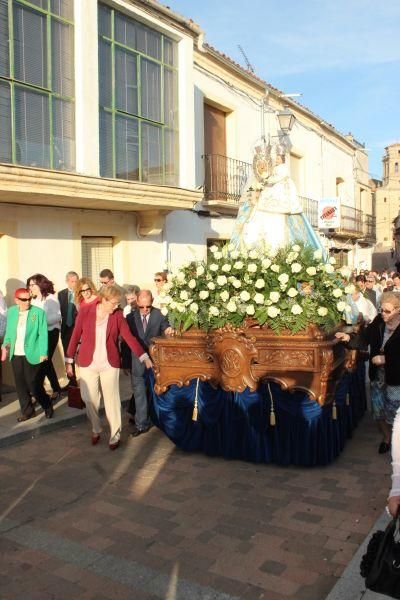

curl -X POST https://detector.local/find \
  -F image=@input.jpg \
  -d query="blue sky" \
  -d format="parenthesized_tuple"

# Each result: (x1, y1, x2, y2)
(167, 0, 400, 179)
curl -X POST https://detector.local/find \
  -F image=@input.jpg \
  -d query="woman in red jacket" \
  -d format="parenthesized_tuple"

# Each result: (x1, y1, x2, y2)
(65, 285, 151, 450)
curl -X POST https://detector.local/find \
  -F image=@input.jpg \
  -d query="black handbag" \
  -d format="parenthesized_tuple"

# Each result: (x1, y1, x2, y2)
(360, 516, 400, 598)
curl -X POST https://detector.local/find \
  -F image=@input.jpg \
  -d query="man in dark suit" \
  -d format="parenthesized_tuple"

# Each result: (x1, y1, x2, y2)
(58, 271, 79, 386)
(58, 271, 79, 350)
(125, 290, 172, 436)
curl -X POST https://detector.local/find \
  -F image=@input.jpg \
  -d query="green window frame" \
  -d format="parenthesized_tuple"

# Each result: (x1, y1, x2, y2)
(98, 3, 179, 186)
(0, 0, 75, 171)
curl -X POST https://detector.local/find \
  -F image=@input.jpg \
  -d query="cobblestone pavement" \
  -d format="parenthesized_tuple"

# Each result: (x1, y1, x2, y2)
(0, 413, 391, 599)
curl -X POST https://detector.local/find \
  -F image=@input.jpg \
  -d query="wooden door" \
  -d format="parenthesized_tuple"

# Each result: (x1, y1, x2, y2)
(204, 104, 227, 199)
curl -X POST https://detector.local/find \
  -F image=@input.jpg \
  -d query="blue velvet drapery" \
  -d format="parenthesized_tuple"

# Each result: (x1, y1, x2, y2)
(148, 362, 366, 466)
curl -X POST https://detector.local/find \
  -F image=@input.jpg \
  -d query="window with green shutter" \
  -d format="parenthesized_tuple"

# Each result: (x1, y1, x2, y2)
(0, 0, 74, 171)
(98, 3, 179, 186)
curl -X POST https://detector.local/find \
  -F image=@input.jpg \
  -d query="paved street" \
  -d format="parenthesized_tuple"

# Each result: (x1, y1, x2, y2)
(0, 410, 391, 600)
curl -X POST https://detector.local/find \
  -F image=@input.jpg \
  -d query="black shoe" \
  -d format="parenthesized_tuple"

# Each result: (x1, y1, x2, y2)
(17, 411, 36, 422)
(378, 441, 391, 454)
(130, 425, 152, 437)
(45, 404, 54, 419)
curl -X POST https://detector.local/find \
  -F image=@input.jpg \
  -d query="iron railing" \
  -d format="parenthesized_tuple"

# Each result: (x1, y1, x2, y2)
(363, 214, 376, 242)
(339, 204, 364, 237)
(203, 154, 251, 204)
(299, 196, 318, 228)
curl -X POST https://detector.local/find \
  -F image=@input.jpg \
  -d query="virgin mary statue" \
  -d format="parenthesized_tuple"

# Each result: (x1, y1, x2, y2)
(230, 142, 324, 254)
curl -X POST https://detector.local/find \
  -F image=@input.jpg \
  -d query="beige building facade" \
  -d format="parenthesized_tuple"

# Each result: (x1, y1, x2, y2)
(375, 143, 400, 249)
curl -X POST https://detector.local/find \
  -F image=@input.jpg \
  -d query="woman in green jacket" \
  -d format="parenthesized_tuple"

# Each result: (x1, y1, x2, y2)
(1, 288, 53, 421)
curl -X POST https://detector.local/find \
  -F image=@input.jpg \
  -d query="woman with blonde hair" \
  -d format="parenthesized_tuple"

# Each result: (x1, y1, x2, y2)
(65, 285, 151, 450)
(337, 291, 400, 453)
(74, 277, 98, 307)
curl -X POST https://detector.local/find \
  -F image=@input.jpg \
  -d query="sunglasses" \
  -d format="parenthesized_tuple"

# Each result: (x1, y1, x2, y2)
(382, 309, 396, 314)
(138, 305, 152, 309)
(154, 279, 163, 283)
(79, 287, 91, 293)
(17, 297, 31, 302)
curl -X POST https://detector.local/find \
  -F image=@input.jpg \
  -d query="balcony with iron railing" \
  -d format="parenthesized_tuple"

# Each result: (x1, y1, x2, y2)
(363, 213, 376, 243)
(203, 154, 251, 207)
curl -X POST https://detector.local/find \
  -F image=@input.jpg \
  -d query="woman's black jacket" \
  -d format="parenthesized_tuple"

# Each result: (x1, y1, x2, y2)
(348, 314, 400, 385)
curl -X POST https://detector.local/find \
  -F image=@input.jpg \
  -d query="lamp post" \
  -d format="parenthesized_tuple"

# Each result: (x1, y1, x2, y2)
(277, 106, 296, 134)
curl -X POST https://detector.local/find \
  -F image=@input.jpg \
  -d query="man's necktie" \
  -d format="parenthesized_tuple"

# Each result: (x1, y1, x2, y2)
(66, 290, 74, 327)
(142, 315, 147, 333)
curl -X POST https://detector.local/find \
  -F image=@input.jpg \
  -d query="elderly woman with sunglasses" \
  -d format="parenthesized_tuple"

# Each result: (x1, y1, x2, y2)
(1, 288, 53, 421)
(65, 285, 151, 450)
(336, 291, 400, 454)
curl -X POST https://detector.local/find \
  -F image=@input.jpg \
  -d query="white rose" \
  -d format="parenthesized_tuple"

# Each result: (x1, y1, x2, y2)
(209, 263, 218, 272)
(278, 273, 289, 284)
(233, 261, 244, 269)
(177, 271, 185, 282)
(170, 301, 177, 310)
(246, 304, 255, 316)
(209, 306, 219, 316)
(325, 264, 335, 274)
(222, 263, 232, 272)
(329, 256, 336, 265)
(180, 290, 189, 301)
(160, 307, 168, 316)
(214, 251, 222, 260)
(254, 293, 265, 305)
(313, 250, 323, 260)
(271, 264, 280, 273)
(226, 301, 237, 313)
(340, 266, 352, 278)
(209, 245, 218, 254)
(269, 291, 280, 303)
(188, 279, 196, 289)
(317, 307, 328, 317)
(230, 250, 239, 259)
(267, 306, 280, 318)
(177, 303, 185, 313)
(292, 244, 301, 252)
(286, 252, 298, 264)
(344, 284, 355, 294)
(232, 279, 241, 289)
(332, 288, 343, 298)
(306, 267, 317, 276)
(163, 282, 172, 292)
(287, 287, 298, 298)
(255, 278, 265, 289)
(199, 290, 209, 300)
(216, 275, 227, 286)
(291, 304, 303, 315)
(247, 263, 257, 273)
(220, 290, 230, 302)
(249, 249, 258, 259)
(196, 265, 205, 276)
(291, 263, 302, 274)
(337, 301, 346, 312)
(207, 282, 216, 290)
(240, 290, 251, 302)
(163, 295, 172, 305)
(262, 258, 272, 269)
(190, 302, 199, 314)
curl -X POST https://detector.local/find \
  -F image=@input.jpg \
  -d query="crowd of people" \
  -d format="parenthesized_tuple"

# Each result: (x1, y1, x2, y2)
(0, 269, 171, 450)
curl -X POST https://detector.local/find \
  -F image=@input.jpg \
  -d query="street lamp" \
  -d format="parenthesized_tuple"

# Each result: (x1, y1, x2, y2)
(277, 106, 296, 134)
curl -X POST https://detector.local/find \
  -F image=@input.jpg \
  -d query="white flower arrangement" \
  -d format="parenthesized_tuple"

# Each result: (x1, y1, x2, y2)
(163, 242, 347, 333)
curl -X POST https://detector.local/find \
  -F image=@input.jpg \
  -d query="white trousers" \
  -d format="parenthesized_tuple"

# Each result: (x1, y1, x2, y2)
(80, 366, 121, 443)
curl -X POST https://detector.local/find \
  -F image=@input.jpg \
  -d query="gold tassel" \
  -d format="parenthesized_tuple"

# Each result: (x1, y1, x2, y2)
(332, 401, 337, 420)
(346, 393, 350, 406)
(268, 383, 276, 427)
(192, 378, 199, 421)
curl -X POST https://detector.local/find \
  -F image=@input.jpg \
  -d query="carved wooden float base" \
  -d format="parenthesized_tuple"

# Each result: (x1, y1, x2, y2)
(150, 324, 351, 405)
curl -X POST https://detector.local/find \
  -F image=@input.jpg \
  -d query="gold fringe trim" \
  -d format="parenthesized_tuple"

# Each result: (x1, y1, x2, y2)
(268, 382, 276, 427)
(332, 401, 337, 420)
(192, 378, 200, 421)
